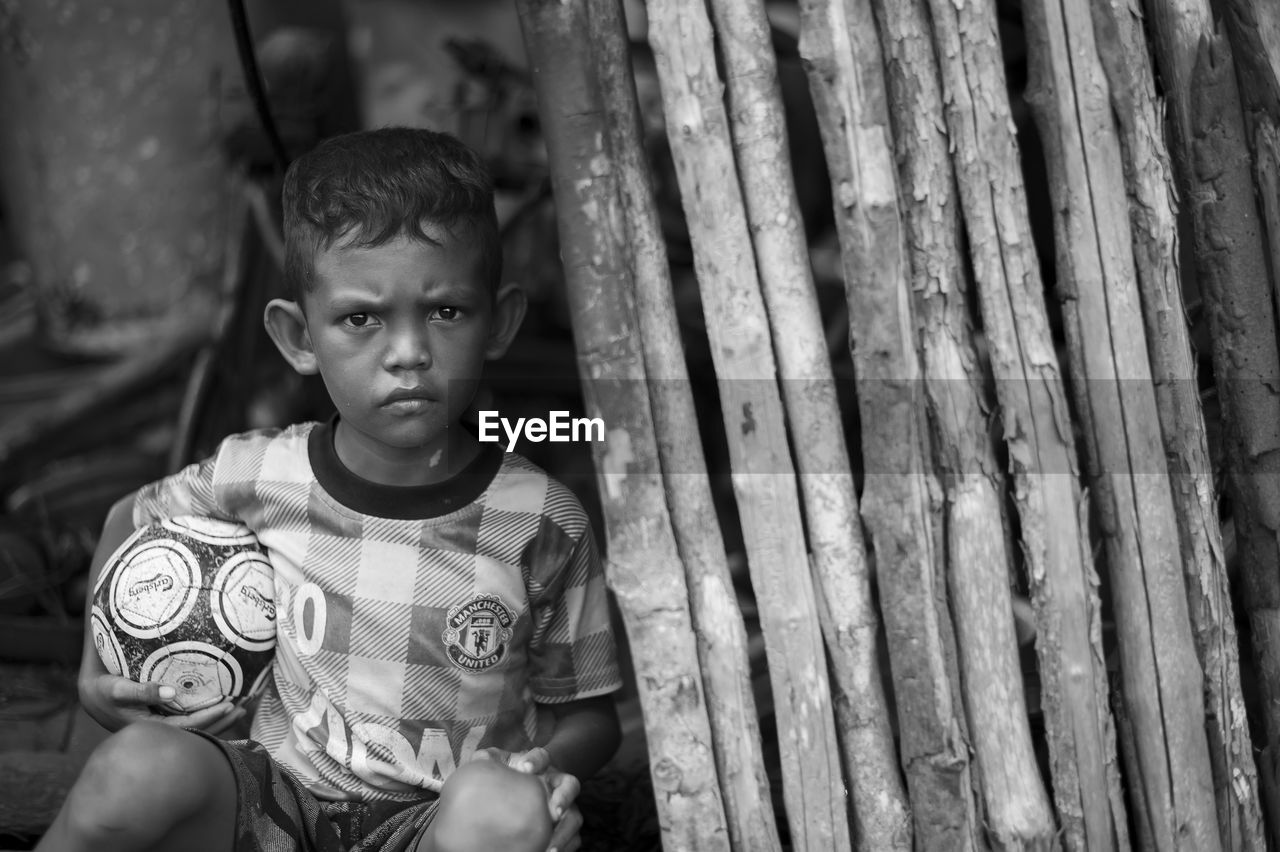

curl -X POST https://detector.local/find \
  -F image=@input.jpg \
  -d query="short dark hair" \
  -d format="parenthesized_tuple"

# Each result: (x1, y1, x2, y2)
(282, 127, 501, 299)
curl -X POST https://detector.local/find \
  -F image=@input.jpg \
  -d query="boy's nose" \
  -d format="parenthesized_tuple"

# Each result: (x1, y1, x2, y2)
(383, 326, 432, 370)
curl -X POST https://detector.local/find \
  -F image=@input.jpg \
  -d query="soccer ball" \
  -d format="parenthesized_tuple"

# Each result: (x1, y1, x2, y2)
(91, 516, 277, 714)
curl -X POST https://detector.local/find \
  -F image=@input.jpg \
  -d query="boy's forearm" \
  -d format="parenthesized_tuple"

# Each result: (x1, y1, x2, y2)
(541, 696, 621, 781)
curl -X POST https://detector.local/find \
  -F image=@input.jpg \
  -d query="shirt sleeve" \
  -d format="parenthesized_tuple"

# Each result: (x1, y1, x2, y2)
(132, 449, 228, 527)
(526, 522, 623, 704)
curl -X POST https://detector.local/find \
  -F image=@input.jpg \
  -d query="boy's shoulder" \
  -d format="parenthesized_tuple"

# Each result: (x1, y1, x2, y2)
(208, 422, 316, 459)
(186, 422, 319, 483)
(134, 422, 321, 524)
(492, 451, 591, 538)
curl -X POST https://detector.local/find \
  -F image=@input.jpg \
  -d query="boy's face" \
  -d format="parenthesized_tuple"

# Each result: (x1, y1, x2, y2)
(268, 229, 522, 478)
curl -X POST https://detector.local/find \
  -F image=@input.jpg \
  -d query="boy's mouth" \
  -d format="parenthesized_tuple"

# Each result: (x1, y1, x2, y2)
(382, 387, 437, 412)
(385, 399, 431, 414)
(384, 386, 435, 402)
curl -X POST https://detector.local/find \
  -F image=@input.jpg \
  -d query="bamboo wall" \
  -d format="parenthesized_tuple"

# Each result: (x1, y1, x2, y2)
(516, 0, 1280, 849)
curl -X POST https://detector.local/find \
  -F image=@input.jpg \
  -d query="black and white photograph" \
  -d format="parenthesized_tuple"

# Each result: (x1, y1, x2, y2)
(0, 0, 1276, 850)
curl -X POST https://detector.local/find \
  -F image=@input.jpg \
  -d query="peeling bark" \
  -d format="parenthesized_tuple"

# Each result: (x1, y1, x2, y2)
(923, 0, 1129, 847)
(1111, 674, 1156, 851)
(1216, 1, 1280, 397)
(1189, 27, 1280, 842)
(1021, 0, 1221, 847)
(515, 3, 730, 849)
(705, 2, 909, 849)
(797, 1, 980, 849)
(1091, 1, 1264, 847)
(1259, 127, 1280, 394)
(583, 1, 781, 850)
(645, 1, 851, 847)
(1136, 0, 1213, 169)
(869, 0, 1058, 846)
(1216, 1, 1280, 414)
(1216, 0, 1280, 124)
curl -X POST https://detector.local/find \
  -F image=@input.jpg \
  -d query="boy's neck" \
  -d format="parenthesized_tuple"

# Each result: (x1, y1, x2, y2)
(332, 419, 482, 487)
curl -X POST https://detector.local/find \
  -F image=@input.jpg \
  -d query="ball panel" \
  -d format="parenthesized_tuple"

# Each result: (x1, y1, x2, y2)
(211, 552, 278, 652)
(107, 540, 202, 639)
(142, 641, 243, 714)
(90, 606, 129, 678)
(162, 516, 260, 547)
(92, 518, 276, 714)
(94, 524, 151, 597)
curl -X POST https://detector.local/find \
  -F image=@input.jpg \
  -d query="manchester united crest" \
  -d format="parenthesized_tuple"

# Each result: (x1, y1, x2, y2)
(442, 594, 515, 672)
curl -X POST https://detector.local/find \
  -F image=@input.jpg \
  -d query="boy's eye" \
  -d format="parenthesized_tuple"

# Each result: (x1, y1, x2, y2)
(434, 306, 461, 321)
(345, 313, 372, 328)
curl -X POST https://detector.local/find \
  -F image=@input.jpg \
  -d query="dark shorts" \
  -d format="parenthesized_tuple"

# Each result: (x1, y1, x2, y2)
(194, 732, 439, 852)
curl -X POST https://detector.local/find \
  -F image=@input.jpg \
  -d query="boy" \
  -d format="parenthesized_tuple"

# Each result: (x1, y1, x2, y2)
(38, 128, 623, 852)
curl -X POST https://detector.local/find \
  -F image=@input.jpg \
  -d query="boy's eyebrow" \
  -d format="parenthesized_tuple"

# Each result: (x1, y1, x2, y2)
(405, 275, 489, 301)
(422, 283, 485, 302)
(324, 293, 383, 311)
(322, 284, 483, 312)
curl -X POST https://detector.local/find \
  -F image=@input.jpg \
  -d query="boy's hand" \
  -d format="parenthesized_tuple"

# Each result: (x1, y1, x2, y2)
(511, 747, 580, 827)
(79, 673, 245, 735)
(472, 746, 583, 852)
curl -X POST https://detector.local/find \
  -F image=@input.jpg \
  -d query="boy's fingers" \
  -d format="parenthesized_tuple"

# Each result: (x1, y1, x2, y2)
(515, 746, 550, 773)
(162, 701, 236, 731)
(546, 803, 582, 852)
(202, 708, 246, 736)
(108, 677, 175, 706)
(469, 747, 510, 764)
(201, 705, 244, 735)
(547, 773, 581, 819)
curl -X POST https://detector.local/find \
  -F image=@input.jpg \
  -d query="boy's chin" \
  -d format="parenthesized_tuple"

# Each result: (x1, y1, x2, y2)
(339, 415, 444, 450)
(386, 422, 478, 454)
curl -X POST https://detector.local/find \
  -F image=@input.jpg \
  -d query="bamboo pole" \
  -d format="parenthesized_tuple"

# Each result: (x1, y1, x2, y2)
(704, 2, 909, 849)
(1110, 672, 1156, 851)
(1216, 0, 1280, 126)
(644, 2, 850, 848)
(867, 0, 1058, 845)
(796, 1, 982, 848)
(1021, 0, 1221, 846)
(1260, 126, 1280, 344)
(1090, 1, 1264, 846)
(1136, 0, 1213, 170)
(922, 0, 1129, 847)
(1217, 2, 1280, 424)
(515, 3, 731, 849)
(583, 1, 782, 849)
(1217, 0, 1280, 422)
(1188, 27, 1280, 842)
(1145, 1, 1280, 837)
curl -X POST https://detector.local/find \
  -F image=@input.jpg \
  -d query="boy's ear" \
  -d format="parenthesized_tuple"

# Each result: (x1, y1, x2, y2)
(485, 283, 528, 360)
(264, 299, 320, 375)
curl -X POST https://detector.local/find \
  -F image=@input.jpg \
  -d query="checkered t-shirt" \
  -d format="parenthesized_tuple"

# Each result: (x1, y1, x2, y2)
(133, 420, 622, 802)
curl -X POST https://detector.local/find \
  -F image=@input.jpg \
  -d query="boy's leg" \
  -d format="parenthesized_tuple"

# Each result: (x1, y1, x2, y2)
(414, 759, 552, 852)
(36, 721, 237, 852)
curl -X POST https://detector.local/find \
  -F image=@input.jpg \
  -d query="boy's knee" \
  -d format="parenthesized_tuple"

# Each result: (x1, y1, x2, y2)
(68, 722, 220, 835)
(432, 758, 553, 852)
